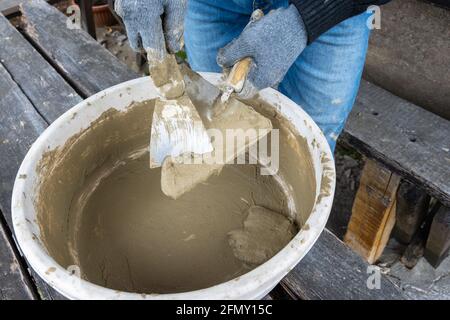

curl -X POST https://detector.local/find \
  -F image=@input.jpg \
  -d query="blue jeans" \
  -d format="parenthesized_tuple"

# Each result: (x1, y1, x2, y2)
(185, 0, 372, 151)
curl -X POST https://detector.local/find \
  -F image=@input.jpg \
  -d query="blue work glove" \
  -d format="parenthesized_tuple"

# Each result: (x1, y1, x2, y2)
(115, 0, 187, 61)
(217, 5, 308, 99)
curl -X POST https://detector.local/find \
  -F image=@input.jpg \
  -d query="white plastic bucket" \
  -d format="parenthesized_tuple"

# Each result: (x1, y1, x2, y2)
(12, 73, 335, 299)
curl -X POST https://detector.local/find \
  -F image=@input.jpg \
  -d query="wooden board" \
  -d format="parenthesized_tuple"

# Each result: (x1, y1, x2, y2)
(344, 159, 400, 264)
(0, 219, 36, 299)
(400, 201, 439, 269)
(394, 181, 430, 244)
(0, 62, 50, 299)
(341, 80, 450, 207)
(19, 0, 138, 98)
(0, 0, 55, 17)
(0, 0, 23, 16)
(0, 60, 67, 300)
(0, 63, 48, 227)
(79, 0, 96, 39)
(0, 13, 82, 123)
(425, 206, 450, 267)
(281, 229, 406, 300)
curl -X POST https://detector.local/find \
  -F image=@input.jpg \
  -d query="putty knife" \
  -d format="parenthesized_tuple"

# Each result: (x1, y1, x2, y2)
(160, 61, 273, 199)
(149, 54, 213, 168)
(151, 10, 263, 170)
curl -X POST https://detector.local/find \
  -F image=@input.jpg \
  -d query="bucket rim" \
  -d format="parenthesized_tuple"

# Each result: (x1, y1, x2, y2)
(11, 73, 336, 300)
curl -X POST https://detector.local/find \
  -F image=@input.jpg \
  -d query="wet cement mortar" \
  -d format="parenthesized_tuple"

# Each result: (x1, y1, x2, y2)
(35, 94, 317, 294)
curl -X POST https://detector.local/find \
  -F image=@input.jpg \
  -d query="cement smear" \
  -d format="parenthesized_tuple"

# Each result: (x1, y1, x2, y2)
(228, 206, 296, 265)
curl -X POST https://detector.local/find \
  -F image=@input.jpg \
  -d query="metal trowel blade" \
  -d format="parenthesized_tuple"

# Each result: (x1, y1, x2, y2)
(149, 95, 213, 168)
(179, 64, 222, 125)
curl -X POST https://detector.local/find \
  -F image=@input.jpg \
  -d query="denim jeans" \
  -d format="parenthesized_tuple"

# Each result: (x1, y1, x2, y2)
(185, 0, 372, 151)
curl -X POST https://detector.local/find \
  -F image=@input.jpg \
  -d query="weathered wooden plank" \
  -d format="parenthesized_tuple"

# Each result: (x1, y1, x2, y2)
(0, 64, 47, 227)
(281, 229, 407, 300)
(19, 0, 138, 98)
(0, 13, 82, 123)
(0, 62, 67, 300)
(267, 284, 296, 300)
(0, 0, 53, 16)
(32, 276, 66, 300)
(79, 0, 96, 39)
(0, 218, 36, 300)
(0, 0, 55, 17)
(400, 200, 439, 269)
(425, 206, 450, 268)
(341, 80, 450, 207)
(394, 181, 430, 244)
(0, 62, 49, 299)
(344, 159, 401, 264)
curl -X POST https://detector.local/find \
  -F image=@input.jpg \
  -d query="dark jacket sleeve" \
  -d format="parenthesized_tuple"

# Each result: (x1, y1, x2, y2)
(289, 0, 391, 43)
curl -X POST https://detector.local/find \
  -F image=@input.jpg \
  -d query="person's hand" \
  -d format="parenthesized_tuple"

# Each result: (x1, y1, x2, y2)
(217, 5, 308, 99)
(115, 0, 187, 61)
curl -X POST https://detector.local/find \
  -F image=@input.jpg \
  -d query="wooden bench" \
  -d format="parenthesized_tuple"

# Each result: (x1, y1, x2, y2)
(340, 77, 450, 266)
(0, 0, 431, 300)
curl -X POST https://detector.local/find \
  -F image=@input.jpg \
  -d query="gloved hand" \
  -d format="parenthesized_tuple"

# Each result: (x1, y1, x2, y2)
(217, 5, 308, 99)
(115, 0, 187, 61)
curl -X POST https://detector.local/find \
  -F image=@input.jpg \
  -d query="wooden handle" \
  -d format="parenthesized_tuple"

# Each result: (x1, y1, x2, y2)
(227, 57, 252, 92)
